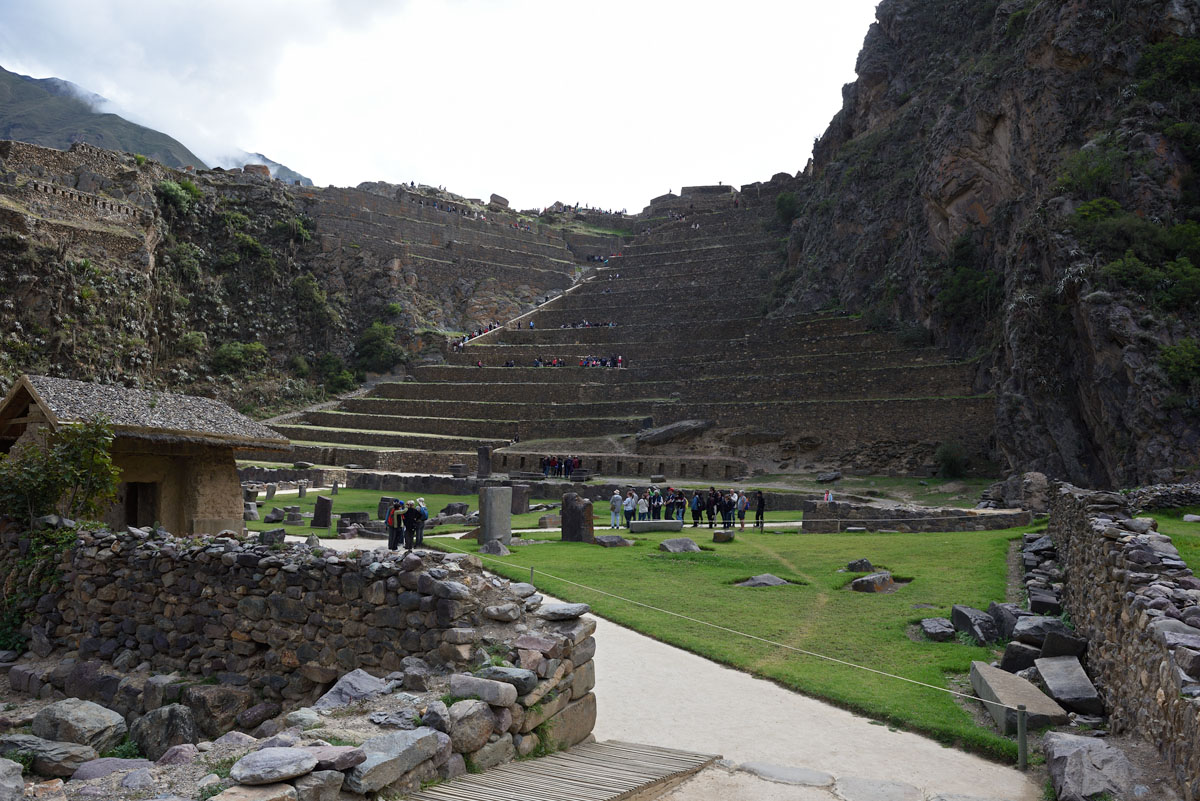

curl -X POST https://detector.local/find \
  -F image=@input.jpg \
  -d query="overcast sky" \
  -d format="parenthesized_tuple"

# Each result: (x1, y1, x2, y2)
(0, 0, 880, 211)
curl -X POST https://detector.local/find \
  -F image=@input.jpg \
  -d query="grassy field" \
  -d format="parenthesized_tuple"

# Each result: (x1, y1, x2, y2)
(244, 487, 808, 539)
(428, 524, 1030, 761)
(1148, 506, 1200, 572)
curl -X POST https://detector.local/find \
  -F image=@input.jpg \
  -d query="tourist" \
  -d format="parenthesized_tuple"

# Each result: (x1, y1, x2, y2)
(637, 493, 649, 521)
(690, 491, 703, 527)
(403, 500, 422, 551)
(609, 490, 622, 530)
(623, 490, 636, 528)
(416, 498, 428, 545)
(387, 500, 404, 550)
(706, 488, 718, 528)
(649, 489, 663, 520)
(755, 491, 766, 530)
(737, 491, 749, 529)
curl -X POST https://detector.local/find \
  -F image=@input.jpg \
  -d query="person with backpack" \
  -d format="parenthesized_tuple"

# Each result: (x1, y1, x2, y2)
(690, 491, 702, 527)
(416, 498, 429, 545)
(387, 500, 404, 550)
(623, 490, 636, 528)
(755, 491, 766, 530)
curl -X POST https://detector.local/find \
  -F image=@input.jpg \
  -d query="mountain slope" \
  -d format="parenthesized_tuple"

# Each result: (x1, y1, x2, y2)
(0, 65, 207, 169)
(770, 0, 1200, 488)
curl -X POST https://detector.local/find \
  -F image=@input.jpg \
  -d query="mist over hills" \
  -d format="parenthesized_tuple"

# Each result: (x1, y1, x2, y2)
(0, 65, 311, 184)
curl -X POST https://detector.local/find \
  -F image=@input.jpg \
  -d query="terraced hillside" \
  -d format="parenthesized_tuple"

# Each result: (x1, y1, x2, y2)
(273, 184, 997, 480)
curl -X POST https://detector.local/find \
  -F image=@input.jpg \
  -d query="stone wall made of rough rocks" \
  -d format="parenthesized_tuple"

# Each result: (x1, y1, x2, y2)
(800, 500, 1030, 533)
(1048, 484, 1200, 801)
(4, 526, 595, 732)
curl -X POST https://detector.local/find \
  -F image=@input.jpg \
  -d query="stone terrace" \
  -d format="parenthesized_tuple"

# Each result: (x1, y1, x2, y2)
(275, 185, 996, 479)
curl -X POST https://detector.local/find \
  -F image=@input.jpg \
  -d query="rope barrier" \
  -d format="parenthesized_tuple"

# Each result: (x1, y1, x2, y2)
(431, 539, 1026, 714)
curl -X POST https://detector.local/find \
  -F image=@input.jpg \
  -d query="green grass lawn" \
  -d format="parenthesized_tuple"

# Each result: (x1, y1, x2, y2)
(1148, 506, 1200, 572)
(245, 487, 808, 539)
(430, 525, 1026, 762)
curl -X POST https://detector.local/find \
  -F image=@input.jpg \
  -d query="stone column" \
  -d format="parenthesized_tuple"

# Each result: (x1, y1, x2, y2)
(511, 484, 532, 515)
(477, 446, 493, 478)
(561, 493, 595, 543)
(312, 496, 333, 528)
(479, 486, 512, 546)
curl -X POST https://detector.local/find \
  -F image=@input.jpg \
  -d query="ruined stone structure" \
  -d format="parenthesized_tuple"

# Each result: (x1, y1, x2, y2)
(274, 183, 995, 478)
(1048, 484, 1200, 800)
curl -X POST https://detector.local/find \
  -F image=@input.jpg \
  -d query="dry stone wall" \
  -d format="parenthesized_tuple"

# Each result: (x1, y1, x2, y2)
(800, 500, 1030, 533)
(1048, 484, 1200, 800)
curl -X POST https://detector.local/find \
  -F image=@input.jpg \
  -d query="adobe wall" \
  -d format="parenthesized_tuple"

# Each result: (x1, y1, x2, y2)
(103, 442, 243, 536)
(1048, 484, 1200, 800)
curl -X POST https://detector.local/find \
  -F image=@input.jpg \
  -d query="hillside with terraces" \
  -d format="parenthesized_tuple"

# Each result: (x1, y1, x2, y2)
(269, 182, 996, 480)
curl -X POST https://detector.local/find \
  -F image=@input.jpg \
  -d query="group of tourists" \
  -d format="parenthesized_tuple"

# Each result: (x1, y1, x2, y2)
(608, 487, 765, 530)
(453, 323, 501, 350)
(541, 455, 582, 478)
(558, 321, 616, 328)
(385, 497, 429, 551)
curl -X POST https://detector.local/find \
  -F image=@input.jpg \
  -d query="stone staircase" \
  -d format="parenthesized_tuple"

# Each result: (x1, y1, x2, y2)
(268, 186, 995, 480)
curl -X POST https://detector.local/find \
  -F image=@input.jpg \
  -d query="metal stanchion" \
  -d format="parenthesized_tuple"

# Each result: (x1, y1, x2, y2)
(1017, 704, 1028, 771)
(530, 565, 535, 584)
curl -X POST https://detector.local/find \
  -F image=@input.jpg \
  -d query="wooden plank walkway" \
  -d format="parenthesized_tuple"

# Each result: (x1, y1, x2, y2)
(407, 740, 720, 801)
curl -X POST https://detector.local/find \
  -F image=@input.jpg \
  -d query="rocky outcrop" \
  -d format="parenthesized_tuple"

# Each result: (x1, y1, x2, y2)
(772, 0, 1200, 487)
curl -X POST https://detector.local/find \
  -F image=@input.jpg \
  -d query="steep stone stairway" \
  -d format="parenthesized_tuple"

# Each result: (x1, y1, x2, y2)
(270, 186, 995, 479)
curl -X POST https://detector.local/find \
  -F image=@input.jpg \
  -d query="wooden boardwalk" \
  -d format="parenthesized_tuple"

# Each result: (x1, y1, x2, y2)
(407, 740, 719, 801)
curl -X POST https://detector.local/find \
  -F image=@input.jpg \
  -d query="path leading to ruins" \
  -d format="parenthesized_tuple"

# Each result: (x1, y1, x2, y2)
(315, 538, 1040, 800)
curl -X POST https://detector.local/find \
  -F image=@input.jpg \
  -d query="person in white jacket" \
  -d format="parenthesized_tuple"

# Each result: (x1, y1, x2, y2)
(609, 490, 622, 529)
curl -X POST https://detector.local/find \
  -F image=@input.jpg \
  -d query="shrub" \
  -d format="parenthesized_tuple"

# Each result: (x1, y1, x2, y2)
(775, 191, 799, 227)
(178, 178, 202, 202)
(1100, 251, 1200, 310)
(288, 354, 310, 377)
(274, 217, 313, 243)
(134, 154, 147, 167)
(314, 353, 357, 394)
(934, 441, 968, 478)
(1160, 338, 1200, 389)
(233, 232, 268, 260)
(1055, 142, 1124, 199)
(1136, 37, 1200, 102)
(384, 302, 403, 317)
(353, 322, 401, 373)
(157, 180, 192, 215)
(936, 263, 1001, 323)
(177, 330, 207, 356)
(220, 210, 250, 230)
(211, 341, 268, 375)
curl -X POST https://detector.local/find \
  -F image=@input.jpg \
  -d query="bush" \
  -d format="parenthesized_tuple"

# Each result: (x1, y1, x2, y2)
(211, 341, 268, 375)
(178, 178, 202, 202)
(776, 191, 799, 227)
(384, 302, 403, 317)
(1160, 338, 1200, 389)
(288, 354, 310, 378)
(177, 330, 207, 356)
(934, 441, 968, 478)
(157, 180, 192, 215)
(1136, 37, 1200, 102)
(233, 232, 268, 260)
(274, 217, 312, 243)
(0, 417, 119, 528)
(1055, 142, 1125, 199)
(220, 210, 250, 230)
(353, 322, 401, 373)
(134, 154, 147, 167)
(314, 353, 357, 394)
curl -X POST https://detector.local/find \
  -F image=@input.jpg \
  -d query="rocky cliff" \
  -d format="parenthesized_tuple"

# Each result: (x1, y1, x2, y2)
(774, 0, 1200, 488)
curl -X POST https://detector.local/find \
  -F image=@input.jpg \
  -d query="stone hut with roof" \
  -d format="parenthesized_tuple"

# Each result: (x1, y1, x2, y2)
(0, 375, 289, 534)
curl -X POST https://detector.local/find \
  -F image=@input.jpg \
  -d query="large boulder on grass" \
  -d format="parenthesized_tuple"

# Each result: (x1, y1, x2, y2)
(32, 698, 127, 754)
(950, 605, 999, 644)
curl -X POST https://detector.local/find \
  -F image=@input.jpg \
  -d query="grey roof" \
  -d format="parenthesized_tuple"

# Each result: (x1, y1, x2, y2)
(19, 374, 289, 450)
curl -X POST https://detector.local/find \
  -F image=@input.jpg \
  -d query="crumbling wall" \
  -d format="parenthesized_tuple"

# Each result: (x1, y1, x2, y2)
(1049, 484, 1200, 800)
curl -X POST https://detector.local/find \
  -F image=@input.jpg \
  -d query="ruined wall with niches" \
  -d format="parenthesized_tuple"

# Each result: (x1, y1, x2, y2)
(1048, 484, 1200, 801)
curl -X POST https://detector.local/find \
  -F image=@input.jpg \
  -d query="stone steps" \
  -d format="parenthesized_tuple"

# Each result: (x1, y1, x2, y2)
(297, 410, 646, 440)
(497, 315, 862, 344)
(270, 424, 508, 453)
(444, 330, 904, 363)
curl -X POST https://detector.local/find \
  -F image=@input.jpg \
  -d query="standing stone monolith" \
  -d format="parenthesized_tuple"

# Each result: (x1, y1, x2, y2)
(479, 486, 512, 546)
(298, 483, 307, 499)
(265, 484, 277, 500)
(312, 496, 333, 528)
(511, 484, 532, 515)
(331, 481, 340, 495)
(561, 493, 595, 543)
(477, 446, 493, 478)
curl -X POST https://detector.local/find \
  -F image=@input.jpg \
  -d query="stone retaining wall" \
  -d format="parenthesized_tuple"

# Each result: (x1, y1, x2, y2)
(1048, 484, 1200, 800)
(800, 500, 1030, 533)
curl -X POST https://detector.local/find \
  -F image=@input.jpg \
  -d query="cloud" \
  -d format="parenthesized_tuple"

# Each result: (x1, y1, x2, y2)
(0, 0, 880, 210)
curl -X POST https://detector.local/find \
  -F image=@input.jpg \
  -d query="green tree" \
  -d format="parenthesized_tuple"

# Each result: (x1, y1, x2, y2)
(776, 191, 799, 227)
(353, 322, 401, 373)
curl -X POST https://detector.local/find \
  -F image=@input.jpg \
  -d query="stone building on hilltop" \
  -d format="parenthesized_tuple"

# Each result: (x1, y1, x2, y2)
(0, 374, 288, 534)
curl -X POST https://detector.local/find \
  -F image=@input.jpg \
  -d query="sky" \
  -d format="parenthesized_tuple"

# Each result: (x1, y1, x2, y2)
(0, 0, 881, 211)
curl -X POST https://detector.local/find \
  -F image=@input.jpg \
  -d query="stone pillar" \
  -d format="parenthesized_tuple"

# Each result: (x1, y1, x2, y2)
(312, 496, 333, 528)
(298, 483, 307, 499)
(511, 484, 532, 515)
(479, 486, 512, 546)
(331, 481, 340, 495)
(561, 493, 595, 543)
(477, 446, 493, 478)
(243, 502, 259, 522)
(265, 484, 277, 500)
(377, 497, 396, 520)
(243, 487, 259, 503)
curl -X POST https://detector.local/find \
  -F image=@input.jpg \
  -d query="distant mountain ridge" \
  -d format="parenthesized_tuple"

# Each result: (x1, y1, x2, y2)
(0, 64, 311, 185)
